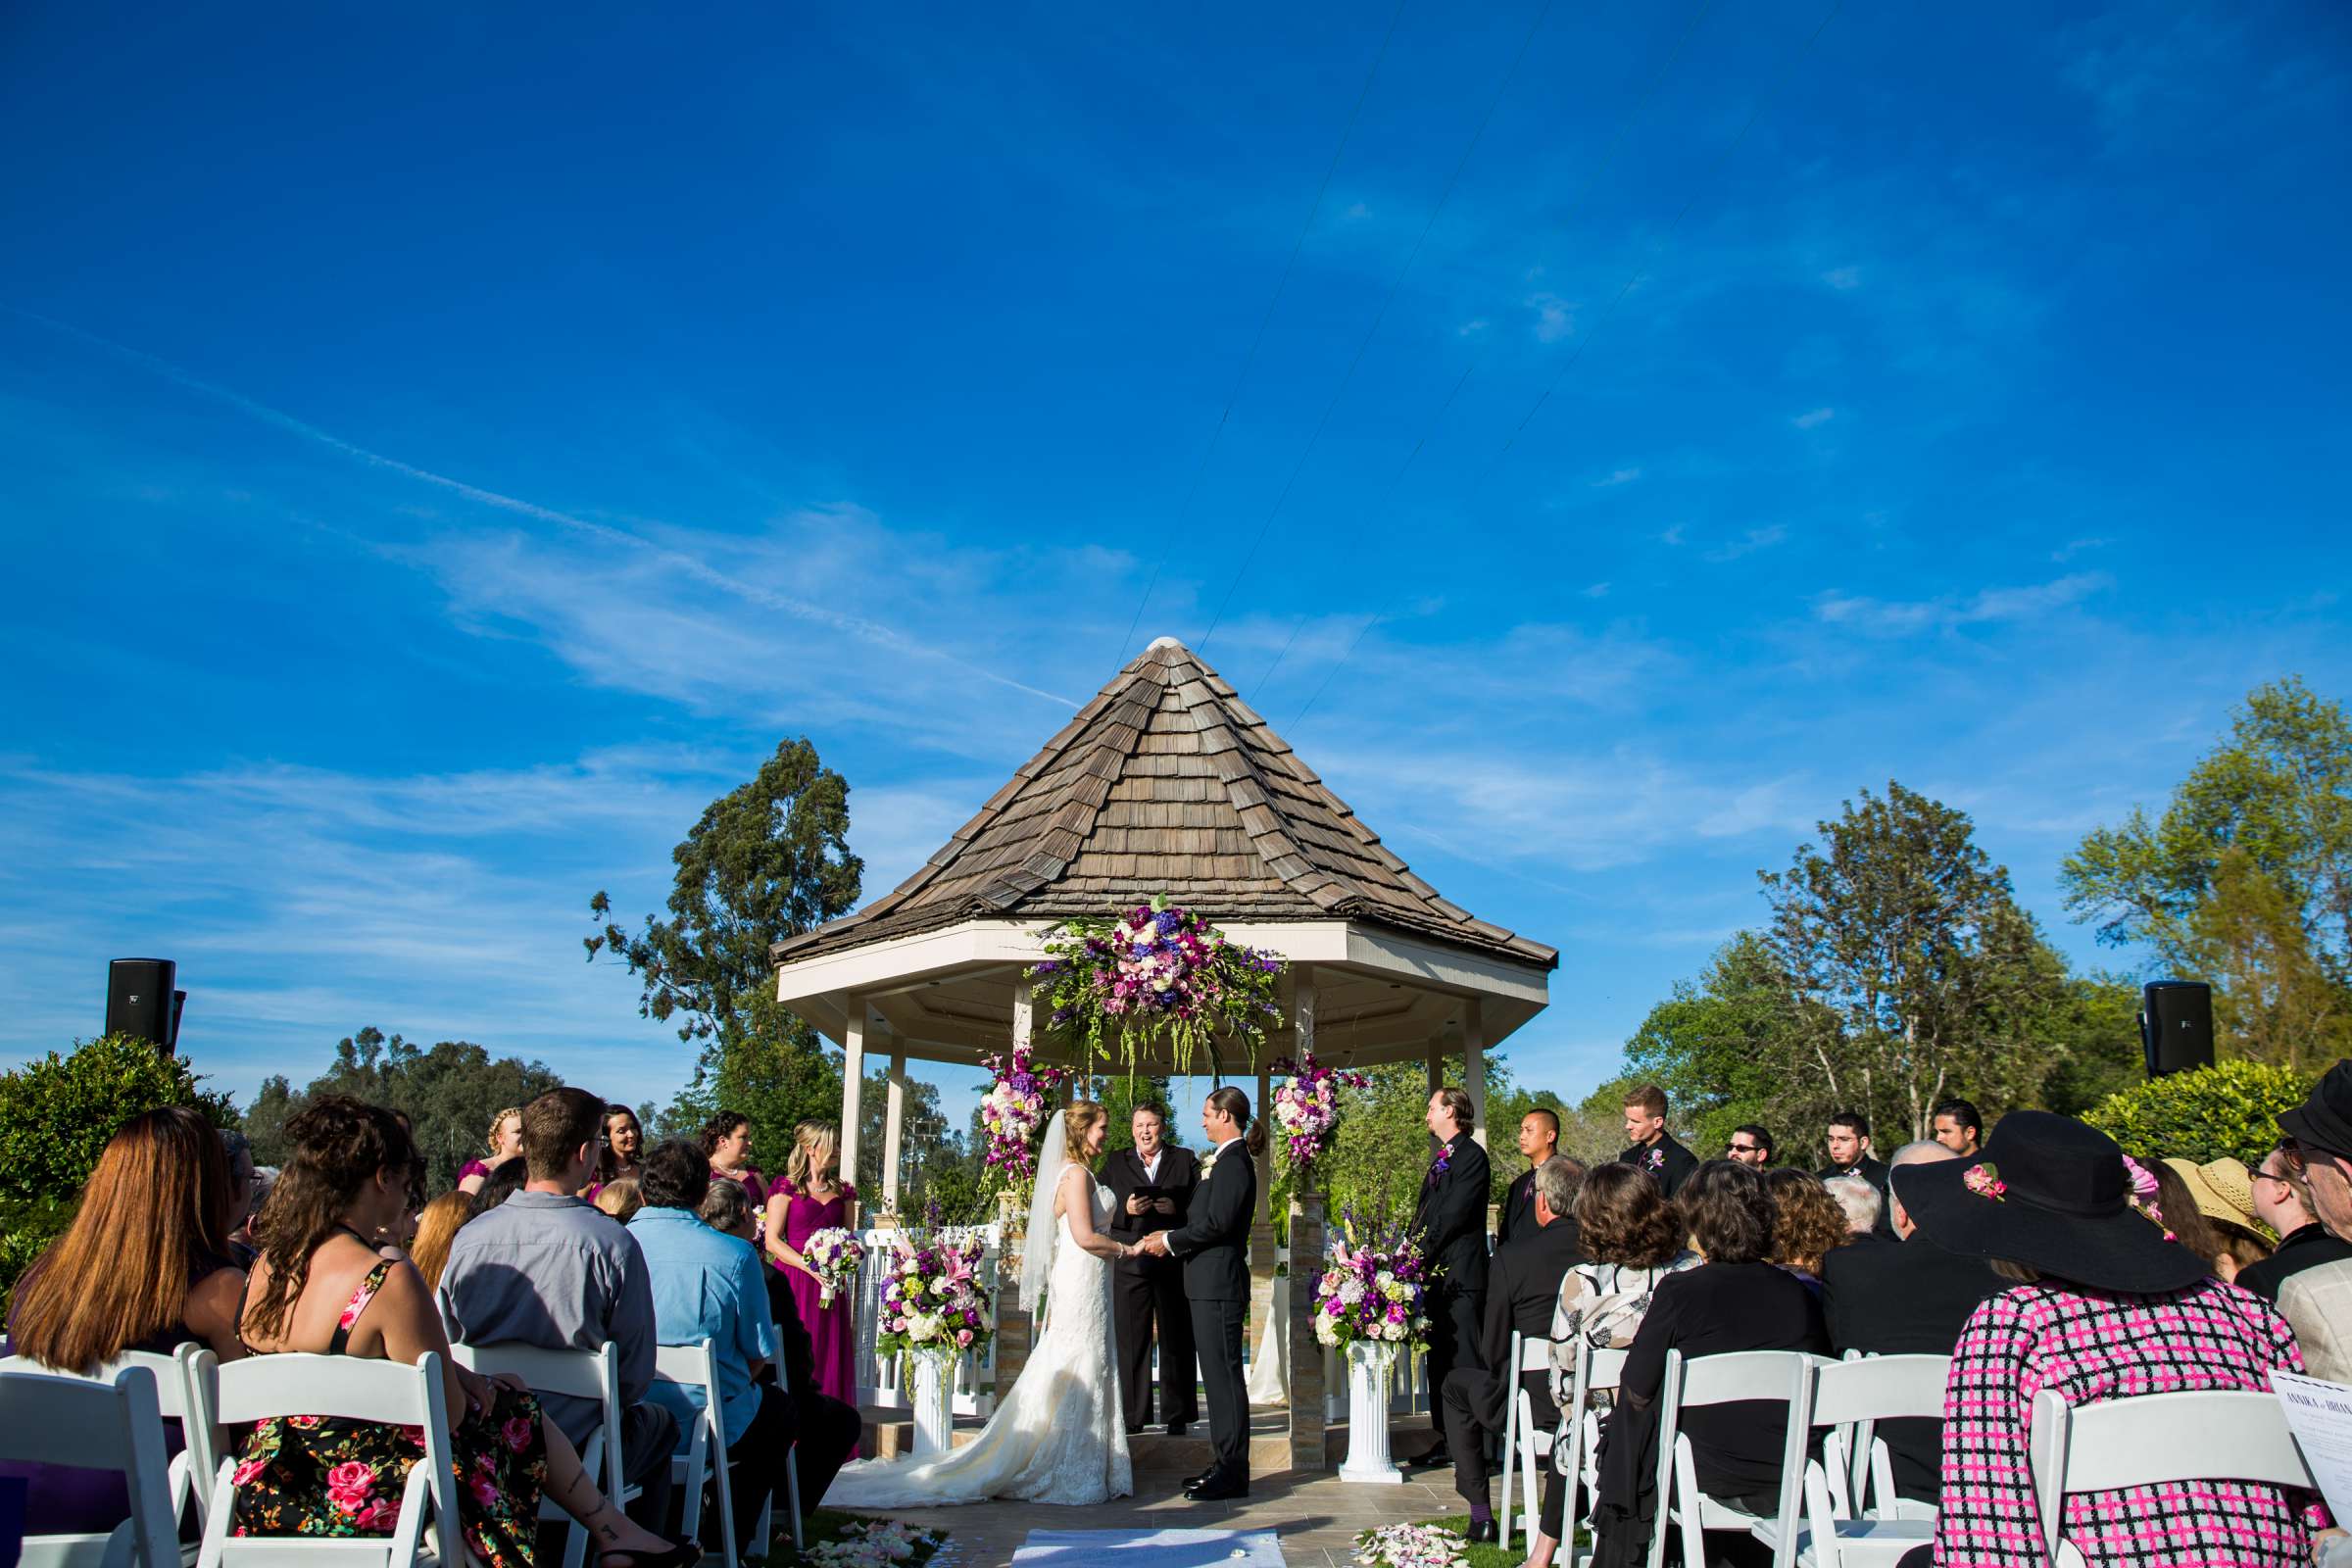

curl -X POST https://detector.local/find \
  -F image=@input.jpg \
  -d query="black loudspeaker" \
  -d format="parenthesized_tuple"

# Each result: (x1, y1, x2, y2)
(2141, 980, 2215, 1077)
(106, 958, 180, 1053)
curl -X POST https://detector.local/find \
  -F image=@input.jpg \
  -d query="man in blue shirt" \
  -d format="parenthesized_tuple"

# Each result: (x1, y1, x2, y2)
(629, 1138, 858, 1546)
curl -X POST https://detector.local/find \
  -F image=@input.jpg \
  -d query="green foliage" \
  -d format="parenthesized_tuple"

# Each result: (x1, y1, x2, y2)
(242, 1027, 563, 1193)
(1761, 781, 2068, 1143)
(2034, 972, 2148, 1117)
(1622, 932, 1834, 1159)
(1306, 1054, 1522, 1229)
(1094, 1075, 1183, 1151)
(0, 1033, 236, 1207)
(588, 736, 864, 1172)
(2081, 1059, 2317, 1167)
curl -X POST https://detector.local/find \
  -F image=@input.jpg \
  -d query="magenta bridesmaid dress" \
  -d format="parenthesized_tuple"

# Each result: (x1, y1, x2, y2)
(777, 1178, 858, 1417)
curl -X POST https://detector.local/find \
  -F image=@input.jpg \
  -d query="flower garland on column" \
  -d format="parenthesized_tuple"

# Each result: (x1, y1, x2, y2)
(976, 1043, 1069, 1191)
(1269, 1048, 1366, 1190)
(1026, 895, 1285, 1076)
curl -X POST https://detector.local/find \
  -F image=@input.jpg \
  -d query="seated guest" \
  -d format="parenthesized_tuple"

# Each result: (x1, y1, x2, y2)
(230, 1096, 692, 1567)
(2239, 1142, 2352, 1302)
(1526, 1163, 1698, 1568)
(1439, 1155, 1588, 1544)
(3, 1106, 249, 1536)
(1589, 1160, 1828, 1568)
(1823, 1174, 1881, 1237)
(407, 1189, 478, 1292)
(700, 1173, 757, 1240)
(1765, 1167, 1852, 1295)
(2163, 1156, 2274, 1282)
(630, 1140, 858, 1545)
(1726, 1125, 1774, 1169)
(221, 1127, 261, 1264)
(477, 1153, 529, 1210)
(440, 1087, 679, 1531)
(2280, 1063, 2352, 1379)
(1817, 1141, 2002, 1503)
(596, 1178, 645, 1224)
(1895, 1111, 2321, 1568)
(458, 1105, 525, 1196)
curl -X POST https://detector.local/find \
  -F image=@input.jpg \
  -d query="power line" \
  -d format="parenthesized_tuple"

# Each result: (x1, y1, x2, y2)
(1253, 0, 1720, 695)
(1289, 0, 1846, 733)
(1111, 0, 1411, 668)
(1194, 0, 1558, 654)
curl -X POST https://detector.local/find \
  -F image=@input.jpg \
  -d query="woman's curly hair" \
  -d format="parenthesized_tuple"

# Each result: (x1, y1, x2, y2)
(247, 1096, 421, 1342)
(1766, 1167, 1854, 1275)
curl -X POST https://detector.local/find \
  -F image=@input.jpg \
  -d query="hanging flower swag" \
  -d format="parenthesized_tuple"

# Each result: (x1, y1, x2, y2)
(977, 1043, 1069, 1184)
(1027, 895, 1285, 1076)
(1269, 1048, 1367, 1181)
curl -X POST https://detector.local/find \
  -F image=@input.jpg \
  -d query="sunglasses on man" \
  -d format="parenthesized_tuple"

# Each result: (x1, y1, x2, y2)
(1727, 1140, 1763, 1155)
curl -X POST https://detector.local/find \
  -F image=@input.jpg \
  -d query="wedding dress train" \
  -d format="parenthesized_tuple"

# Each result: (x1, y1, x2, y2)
(823, 1177, 1134, 1508)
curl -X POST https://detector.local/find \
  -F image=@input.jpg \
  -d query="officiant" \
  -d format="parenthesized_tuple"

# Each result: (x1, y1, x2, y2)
(1104, 1101, 1201, 1435)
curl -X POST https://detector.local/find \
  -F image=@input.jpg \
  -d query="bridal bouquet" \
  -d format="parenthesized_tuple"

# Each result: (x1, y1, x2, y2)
(803, 1226, 864, 1308)
(977, 1043, 1069, 1182)
(1314, 1214, 1433, 1350)
(875, 1226, 994, 1366)
(1028, 894, 1284, 1076)
(1269, 1048, 1367, 1177)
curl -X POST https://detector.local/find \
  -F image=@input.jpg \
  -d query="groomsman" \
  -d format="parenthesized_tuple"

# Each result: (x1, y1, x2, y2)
(1403, 1085, 1491, 1468)
(1103, 1102, 1200, 1435)
(1496, 1107, 1562, 1247)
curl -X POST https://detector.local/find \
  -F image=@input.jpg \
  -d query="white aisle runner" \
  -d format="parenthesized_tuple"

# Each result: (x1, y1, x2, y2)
(1009, 1528, 1285, 1566)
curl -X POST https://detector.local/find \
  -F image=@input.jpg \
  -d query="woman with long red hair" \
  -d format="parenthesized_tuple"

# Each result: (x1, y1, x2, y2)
(3, 1104, 250, 1532)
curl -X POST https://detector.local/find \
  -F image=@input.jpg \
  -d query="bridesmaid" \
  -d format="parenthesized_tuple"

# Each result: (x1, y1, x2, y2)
(457, 1106, 523, 1196)
(763, 1119, 858, 1423)
(586, 1104, 645, 1200)
(701, 1109, 767, 1210)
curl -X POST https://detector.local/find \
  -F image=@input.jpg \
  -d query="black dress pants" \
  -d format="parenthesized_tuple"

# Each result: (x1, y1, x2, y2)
(724, 1382, 859, 1548)
(620, 1401, 678, 1530)
(1421, 1285, 1485, 1437)
(1113, 1258, 1199, 1429)
(1189, 1296, 1249, 1477)
(1441, 1366, 1549, 1506)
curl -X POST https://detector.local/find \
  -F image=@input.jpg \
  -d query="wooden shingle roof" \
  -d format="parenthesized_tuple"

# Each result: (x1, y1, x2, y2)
(771, 637, 1557, 969)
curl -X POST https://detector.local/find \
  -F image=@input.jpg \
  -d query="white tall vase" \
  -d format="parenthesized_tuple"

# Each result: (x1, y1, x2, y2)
(911, 1349, 956, 1457)
(1339, 1342, 1402, 1484)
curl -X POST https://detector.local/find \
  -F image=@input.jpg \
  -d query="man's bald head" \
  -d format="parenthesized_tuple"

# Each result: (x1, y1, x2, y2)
(1886, 1139, 1956, 1239)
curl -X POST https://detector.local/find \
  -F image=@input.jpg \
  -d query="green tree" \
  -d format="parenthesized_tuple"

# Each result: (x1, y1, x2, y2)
(1094, 1075, 1182, 1152)
(2034, 972, 2147, 1117)
(588, 736, 864, 1170)
(2063, 676, 2352, 979)
(1621, 932, 1840, 1158)
(2181, 849, 2352, 1070)
(241, 1027, 563, 1192)
(1761, 781, 2067, 1143)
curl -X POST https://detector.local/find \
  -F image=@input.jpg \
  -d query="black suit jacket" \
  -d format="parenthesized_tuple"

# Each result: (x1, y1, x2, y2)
(1102, 1144, 1199, 1272)
(1616, 1135, 1698, 1200)
(1497, 1168, 1539, 1249)
(1478, 1214, 1588, 1375)
(1412, 1135, 1493, 1298)
(1818, 1155, 1897, 1240)
(1818, 1230, 2006, 1502)
(1164, 1137, 1255, 1300)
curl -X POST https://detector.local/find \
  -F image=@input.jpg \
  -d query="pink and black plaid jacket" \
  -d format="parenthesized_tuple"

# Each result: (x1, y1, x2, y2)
(1935, 1276, 2325, 1568)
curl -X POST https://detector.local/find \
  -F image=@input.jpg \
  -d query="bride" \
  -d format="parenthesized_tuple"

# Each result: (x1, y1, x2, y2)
(824, 1099, 1137, 1507)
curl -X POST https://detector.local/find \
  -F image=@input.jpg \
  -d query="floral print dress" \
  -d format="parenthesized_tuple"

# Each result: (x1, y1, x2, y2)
(231, 1258, 550, 1566)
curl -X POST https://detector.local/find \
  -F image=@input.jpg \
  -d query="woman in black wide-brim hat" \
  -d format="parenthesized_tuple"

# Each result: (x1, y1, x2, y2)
(1889, 1110, 2323, 1568)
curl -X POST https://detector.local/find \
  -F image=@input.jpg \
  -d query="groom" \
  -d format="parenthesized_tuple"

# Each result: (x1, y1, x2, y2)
(1141, 1084, 1258, 1501)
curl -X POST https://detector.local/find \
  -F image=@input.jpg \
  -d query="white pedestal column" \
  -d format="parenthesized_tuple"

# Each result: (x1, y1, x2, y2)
(911, 1349, 955, 1457)
(1340, 1344, 1403, 1484)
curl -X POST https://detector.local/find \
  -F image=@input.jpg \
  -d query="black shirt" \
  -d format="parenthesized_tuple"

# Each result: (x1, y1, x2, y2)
(1621, 1261, 1829, 1497)
(2235, 1222, 2352, 1303)
(1616, 1135, 1699, 1200)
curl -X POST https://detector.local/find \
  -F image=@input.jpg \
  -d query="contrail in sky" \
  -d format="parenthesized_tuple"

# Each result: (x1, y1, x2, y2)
(5, 305, 1079, 710)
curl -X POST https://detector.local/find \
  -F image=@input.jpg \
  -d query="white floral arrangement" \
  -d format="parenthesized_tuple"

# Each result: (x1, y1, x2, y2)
(803, 1225, 865, 1308)
(808, 1518, 944, 1567)
(1353, 1522, 1472, 1567)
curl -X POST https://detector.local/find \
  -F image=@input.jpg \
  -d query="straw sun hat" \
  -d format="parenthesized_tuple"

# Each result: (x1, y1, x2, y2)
(2161, 1155, 2272, 1243)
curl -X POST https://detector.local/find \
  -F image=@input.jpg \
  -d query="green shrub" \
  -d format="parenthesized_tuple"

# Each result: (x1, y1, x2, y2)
(2081, 1059, 2317, 1167)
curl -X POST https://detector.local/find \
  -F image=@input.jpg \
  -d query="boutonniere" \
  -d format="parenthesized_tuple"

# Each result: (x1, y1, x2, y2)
(1642, 1147, 1665, 1173)
(1427, 1144, 1454, 1184)
(1201, 1150, 1221, 1177)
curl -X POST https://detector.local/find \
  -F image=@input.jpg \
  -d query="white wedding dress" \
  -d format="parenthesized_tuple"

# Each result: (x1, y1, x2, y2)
(825, 1169, 1134, 1508)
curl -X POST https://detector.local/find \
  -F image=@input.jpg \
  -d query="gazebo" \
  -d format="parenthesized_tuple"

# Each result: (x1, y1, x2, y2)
(769, 636, 1556, 1468)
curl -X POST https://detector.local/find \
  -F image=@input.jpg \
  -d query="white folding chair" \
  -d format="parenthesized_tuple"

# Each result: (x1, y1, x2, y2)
(1501, 1337, 1627, 1552)
(2029, 1387, 2316, 1568)
(2, 1342, 216, 1537)
(1647, 1349, 1816, 1568)
(651, 1338, 795, 1566)
(189, 1350, 460, 1567)
(1749, 1354, 1945, 1568)
(0, 1361, 181, 1568)
(450, 1341, 634, 1568)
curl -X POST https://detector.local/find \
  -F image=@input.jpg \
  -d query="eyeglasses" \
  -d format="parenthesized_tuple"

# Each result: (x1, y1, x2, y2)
(1727, 1143, 1760, 1154)
(2251, 1169, 2296, 1189)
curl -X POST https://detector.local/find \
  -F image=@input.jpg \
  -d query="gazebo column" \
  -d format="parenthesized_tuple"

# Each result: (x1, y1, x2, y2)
(841, 994, 866, 1203)
(1286, 965, 1326, 1469)
(1463, 998, 1488, 1150)
(994, 983, 1036, 1396)
(881, 1040, 907, 1215)
(1251, 1060, 1277, 1316)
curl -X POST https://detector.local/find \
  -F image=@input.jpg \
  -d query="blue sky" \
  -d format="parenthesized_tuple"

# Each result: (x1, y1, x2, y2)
(5, 1, 2348, 1140)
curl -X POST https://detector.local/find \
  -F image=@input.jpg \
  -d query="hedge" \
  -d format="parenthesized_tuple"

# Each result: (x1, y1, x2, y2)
(2081, 1058, 2317, 1168)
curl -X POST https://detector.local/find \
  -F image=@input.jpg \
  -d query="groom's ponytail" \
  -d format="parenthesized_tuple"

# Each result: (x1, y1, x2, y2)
(1206, 1084, 1268, 1159)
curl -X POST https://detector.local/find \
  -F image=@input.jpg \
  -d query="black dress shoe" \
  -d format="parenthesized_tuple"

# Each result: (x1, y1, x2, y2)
(1166, 1420, 1188, 1438)
(1400, 1446, 1446, 1471)
(1182, 1464, 1220, 1489)
(1465, 1519, 1499, 1545)
(1186, 1472, 1250, 1501)
(1125, 1423, 1147, 1436)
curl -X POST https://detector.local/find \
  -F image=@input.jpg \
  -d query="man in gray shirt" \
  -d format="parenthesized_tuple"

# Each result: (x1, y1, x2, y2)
(440, 1086, 677, 1528)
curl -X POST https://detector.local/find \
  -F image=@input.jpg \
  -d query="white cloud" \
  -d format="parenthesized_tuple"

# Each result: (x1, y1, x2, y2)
(1813, 572, 2112, 635)
(1791, 407, 1837, 429)
(1526, 291, 1575, 343)
(1705, 525, 1788, 563)
(1593, 467, 1642, 488)
(1458, 318, 1489, 336)
(1659, 524, 1687, 547)
(1345, 201, 1371, 220)
(1821, 266, 1860, 290)
(2051, 536, 2113, 563)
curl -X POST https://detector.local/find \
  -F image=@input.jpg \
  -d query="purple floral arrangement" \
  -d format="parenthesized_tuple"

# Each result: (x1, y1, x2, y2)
(1270, 1049, 1368, 1177)
(1313, 1206, 1435, 1351)
(875, 1223, 994, 1366)
(976, 1042, 1070, 1182)
(1028, 895, 1284, 1076)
